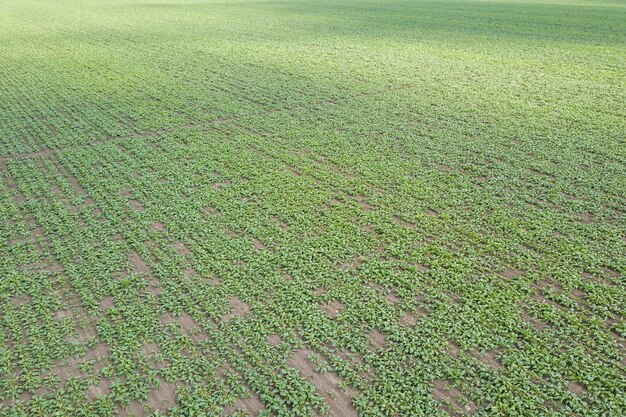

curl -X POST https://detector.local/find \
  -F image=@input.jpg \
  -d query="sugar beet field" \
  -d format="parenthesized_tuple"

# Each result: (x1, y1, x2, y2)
(1, 0, 625, 416)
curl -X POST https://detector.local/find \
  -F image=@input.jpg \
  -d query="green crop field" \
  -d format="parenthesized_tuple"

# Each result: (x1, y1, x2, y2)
(0, 0, 624, 416)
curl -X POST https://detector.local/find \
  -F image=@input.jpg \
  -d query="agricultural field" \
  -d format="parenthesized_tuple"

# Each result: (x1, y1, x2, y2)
(0, 0, 625, 416)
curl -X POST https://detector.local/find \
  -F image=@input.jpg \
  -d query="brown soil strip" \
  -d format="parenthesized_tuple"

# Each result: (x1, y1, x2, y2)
(267, 335, 281, 346)
(129, 199, 144, 211)
(129, 251, 151, 274)
(225, 296, 251, 320)
(499, 267, 523, 280)
(159, 312, 206, 343)
(392, 215, 415, 228)
(172, 241, 191, 255)
(289, 349, 358, 417)
(286, 166, 302, 176)
(386, 290, 401, 305)
(471, 350, 501, 370)
(367, 330, 386, 351)
(568, 381, 586, 396)
(100, 296, 114, 310)
(151, 222, 165, 231)
(211, 181, 230, 190)
(224, 394, 264, 416)
(321, 300, 343, 318)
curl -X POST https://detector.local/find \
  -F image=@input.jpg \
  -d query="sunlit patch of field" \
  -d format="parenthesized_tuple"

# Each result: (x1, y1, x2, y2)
(0, 0, 624, 416)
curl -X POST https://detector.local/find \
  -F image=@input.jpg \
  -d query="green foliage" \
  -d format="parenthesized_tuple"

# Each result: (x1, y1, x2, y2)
(0, 0, 624, 416)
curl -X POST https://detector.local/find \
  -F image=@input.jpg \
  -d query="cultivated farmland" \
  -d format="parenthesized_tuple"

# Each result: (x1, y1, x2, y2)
(0, 0, 625, 416)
